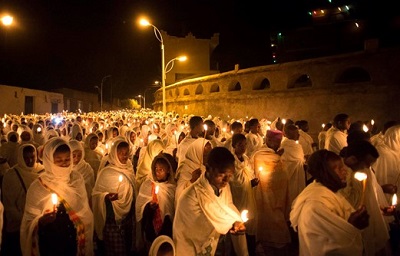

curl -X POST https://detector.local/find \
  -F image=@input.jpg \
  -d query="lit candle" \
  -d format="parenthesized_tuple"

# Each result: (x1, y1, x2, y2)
(392, 194, 397, 208)
(322, 123, 325, 129)
(203, 124, 208, 139)
(155, 185, 159, 195)
(51, 193, 58, 212)
(37, 127, 42, 133)
(116, 175, 123, 193)
(362, 124, 369, 132)
(354, 172, 367, 208)
(371, 119, 375, 126)
(258, 166, 263, 179)
(241, 209, 249, 222)
(281, 119, 286, 125)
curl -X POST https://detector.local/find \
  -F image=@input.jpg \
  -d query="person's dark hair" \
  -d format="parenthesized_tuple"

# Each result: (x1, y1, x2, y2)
(333, 113, 349, 127)
(284, 124, 298, 140)
(23, 145, 36, 155)
(117, 141, 129, 151)
(9, 133, 18, 143)
(306, 150, 344, 192)
(157, 241, 174, 255)
(296, 120, 309, 132)
(152, 152, 178, 174)
(340, 140, 379, 160)
(383, 120, 398, 134)
(204, 119, 216, 130)
(207, 147, 234, 172)
(230, 121, 243, 131)
(347, 130, 371, 145)
(54, 143, 71, 155)
(189, 116, 203, 130)
(232, 133, 246, 148)
(248, 118, 259, 128)
(348, 121, 364, 134)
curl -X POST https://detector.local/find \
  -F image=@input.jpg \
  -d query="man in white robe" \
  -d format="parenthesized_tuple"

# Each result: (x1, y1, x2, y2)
(279, 124, 306, 207)
(245, 119, 264, 158)
(290, 150, 369, 255)
(173, 147, 248, 256)
(176, 116, 204, 165)
(325, 113, 350, 155)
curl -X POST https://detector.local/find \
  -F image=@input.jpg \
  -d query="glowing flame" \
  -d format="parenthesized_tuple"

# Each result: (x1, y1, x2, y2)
(392, 194, 397, 206)
(362, 124, 369, 132)
(354, 172, 367, 181)
(118, 175, 123, 183)
(155, 185, 160, 195)
(51, 193, 58, 205)
(37, 127, 42, 132)
(241, 210, 249, 222)
(222, 128, 226, 133)
(322, 123, 325, 128)
(281, 119, 286, 125)
(203, 124, 208, 131)
(371, 119, 375, 126)
(258, 166, 263, 173)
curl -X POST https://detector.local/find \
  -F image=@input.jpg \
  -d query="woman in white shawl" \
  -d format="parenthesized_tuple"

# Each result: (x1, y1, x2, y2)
(32, 123, 45, 146)
(92, 137, 137, 255)
(2, 144, 43, 255)
(20, 137, 94, 255)
(175, 138, 212, 204)
(136, 152, 177, 252)
(83, 133, 103, 178)
(135, 139, 165, 189)
(173, 147, 247, 255)
(69, 139, 95, 204)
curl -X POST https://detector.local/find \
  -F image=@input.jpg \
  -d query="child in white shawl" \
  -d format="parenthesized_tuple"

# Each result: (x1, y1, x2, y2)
(92, 137, 137, 255)
(69, 139, 95, 204)
(136, 153, 177, 252)
(20, 137, 94, 255)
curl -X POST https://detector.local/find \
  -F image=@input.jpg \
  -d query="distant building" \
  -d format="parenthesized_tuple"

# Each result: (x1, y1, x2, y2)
(0, 84, 63, 115)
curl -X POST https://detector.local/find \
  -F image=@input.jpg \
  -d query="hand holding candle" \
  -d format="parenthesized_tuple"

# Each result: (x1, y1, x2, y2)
(354, 172, 367, 208)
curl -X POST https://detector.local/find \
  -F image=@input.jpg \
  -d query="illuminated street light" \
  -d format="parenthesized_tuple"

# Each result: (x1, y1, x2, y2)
(139, 17, 166, 113)
(1, 15, 13, 27)
(137, 94, 144, 108)
(165, 55, 187, 74)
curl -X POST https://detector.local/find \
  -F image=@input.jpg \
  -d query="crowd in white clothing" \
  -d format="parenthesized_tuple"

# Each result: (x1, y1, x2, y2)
(0, 109, 398, 255)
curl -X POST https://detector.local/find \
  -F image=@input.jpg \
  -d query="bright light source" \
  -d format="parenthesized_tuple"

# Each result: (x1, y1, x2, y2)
(1, 15, 13, 26)
(177, 56, 187, 62)
(139, 18, 150, 26)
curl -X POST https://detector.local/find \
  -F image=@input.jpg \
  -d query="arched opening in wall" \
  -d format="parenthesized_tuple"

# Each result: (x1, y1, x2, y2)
(195, 84, 203, 95)
(210, 83, 220, 93)
(335, 67, 371, 83)
(175, 88, 180, 97)
(183, 88, 190, 96)
(288, 74, 312, 88)
(253, 77, 270, 90)
(228, 81, 241, 91)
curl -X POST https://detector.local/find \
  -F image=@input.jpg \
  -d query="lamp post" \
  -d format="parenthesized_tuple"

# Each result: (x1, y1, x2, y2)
(139, 18, 166, 113)
(100, 75, 111, 112)
(137, 95, 144, 108)
(1, 15, 13, 27)
(144, 81, 161, 109)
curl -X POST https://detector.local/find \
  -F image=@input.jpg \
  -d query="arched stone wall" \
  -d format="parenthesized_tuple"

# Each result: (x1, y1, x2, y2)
(155, 47, 400, 140)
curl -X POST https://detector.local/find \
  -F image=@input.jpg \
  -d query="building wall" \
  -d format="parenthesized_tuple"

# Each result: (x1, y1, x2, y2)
(163, 32, 220, 85)
(53, 88, 100, 113)
(0, 85, 63, 115)
(154, 47, 400, 140)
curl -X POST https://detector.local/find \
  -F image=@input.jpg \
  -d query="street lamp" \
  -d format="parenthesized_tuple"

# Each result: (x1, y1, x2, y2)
(95, 75, 111, 112)
(139, 18, 166, 113)
(137, 95, 144, 108)
(1, 15, 13, 27)
(165, 55, 187, 74)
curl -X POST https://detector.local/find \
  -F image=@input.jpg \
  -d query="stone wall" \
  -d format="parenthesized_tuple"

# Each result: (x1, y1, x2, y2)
(153, 47, 400, 140)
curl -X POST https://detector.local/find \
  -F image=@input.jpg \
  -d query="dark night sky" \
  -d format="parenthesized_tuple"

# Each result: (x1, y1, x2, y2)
(0, 0, 394, 99)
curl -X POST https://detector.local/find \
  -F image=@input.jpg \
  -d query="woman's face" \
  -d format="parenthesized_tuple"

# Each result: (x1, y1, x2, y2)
(117, 146, 129, 164)
(234, 139, 247, 156)
(53, 151, 71, 167)
(130, 132, 136, 143)
(154, 161, 170, 182)
(23, 149, 36, 167)
(72, 149, 83, 165)
(329, 158, 348, 184)
(75, 133, 83, 141)
(89, 137, 98, 150)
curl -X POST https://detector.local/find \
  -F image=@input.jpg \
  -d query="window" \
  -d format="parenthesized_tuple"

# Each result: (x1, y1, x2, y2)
(210, 84, 220, 93)
(253, 78, 270, 90)
(228, 81, 241, 91)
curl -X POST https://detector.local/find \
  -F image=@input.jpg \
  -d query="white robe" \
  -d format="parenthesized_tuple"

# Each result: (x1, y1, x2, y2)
(173, 173, 243, 256)
(290, 181, 363, 256)
(279, 139, 305, 207)
(324, 127, 347, 155)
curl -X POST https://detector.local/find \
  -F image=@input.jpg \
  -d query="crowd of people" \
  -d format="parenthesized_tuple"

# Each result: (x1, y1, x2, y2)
(0, 109, 398, 256)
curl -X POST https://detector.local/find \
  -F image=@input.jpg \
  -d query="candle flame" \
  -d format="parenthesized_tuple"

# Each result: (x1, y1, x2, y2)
(118, 175, 123, 183)
(203, 124, 208, 131)
(155, 185, 159, 195)
(392, 194, 397, 206)
(241, 209, 249, 222)
(371, 119, 375, 126)
(51, 193, 58, 205)
(322, 123, 325, 128)
(222, 128, 226, 133)
(281, 119, 286, 125)
(354, 172, 367, 181)
(258, 166, 263, 172)
(362, 124, 369, 132)
(37, 127, 42, 132)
